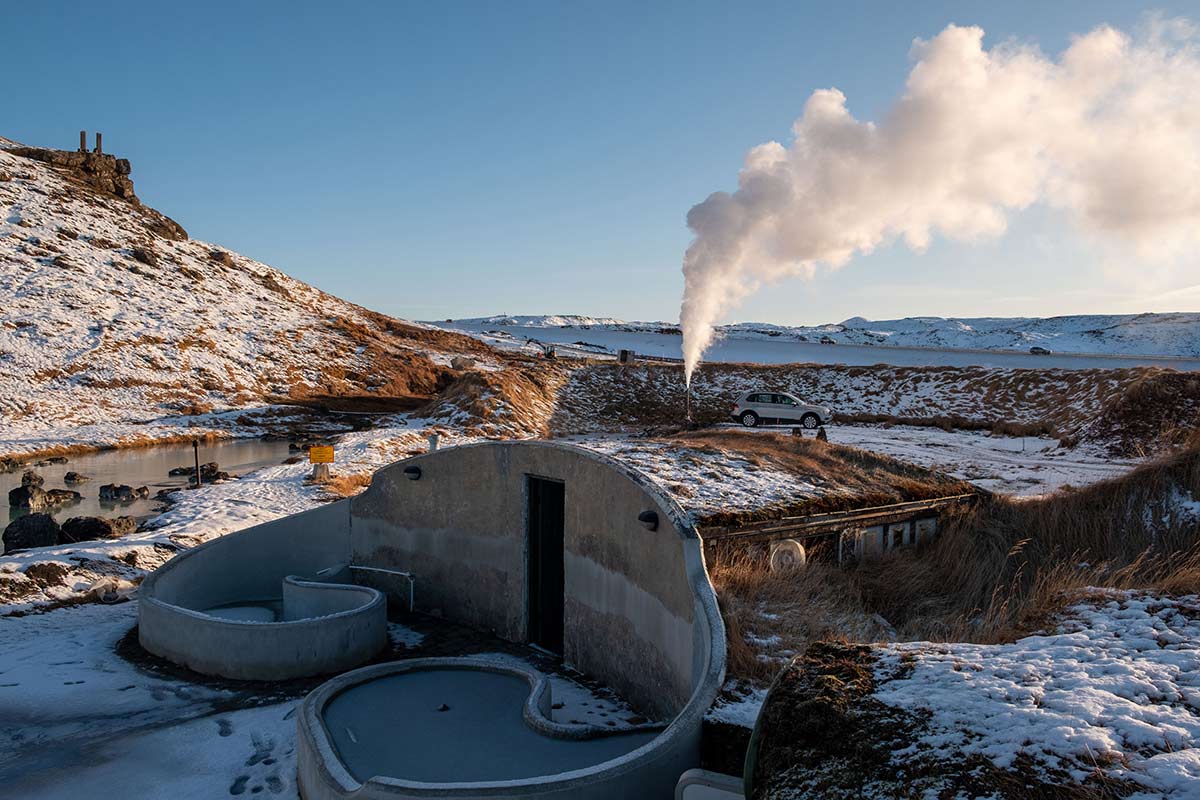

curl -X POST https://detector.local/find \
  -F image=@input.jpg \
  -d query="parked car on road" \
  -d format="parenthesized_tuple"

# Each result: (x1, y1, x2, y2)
(731, 391, 833, 428)
(1029, 346, 1052, 355)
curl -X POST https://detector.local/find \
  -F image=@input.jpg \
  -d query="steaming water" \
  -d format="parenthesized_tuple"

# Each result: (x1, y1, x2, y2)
(3, 438, 294, 526)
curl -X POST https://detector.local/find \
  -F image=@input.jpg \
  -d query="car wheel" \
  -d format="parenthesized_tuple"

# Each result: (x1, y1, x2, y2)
(801, 413, 820, 429)
(740, 411, 759, 427)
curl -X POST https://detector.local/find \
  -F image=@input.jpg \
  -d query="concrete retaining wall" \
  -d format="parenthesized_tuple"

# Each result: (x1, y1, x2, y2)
(138, 500, 387, 680)
(350, 442, 706, 719)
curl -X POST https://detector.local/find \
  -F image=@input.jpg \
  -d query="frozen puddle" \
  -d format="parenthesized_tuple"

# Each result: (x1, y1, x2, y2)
(322, 668, 659, 783)
(202, 600, 282, 622)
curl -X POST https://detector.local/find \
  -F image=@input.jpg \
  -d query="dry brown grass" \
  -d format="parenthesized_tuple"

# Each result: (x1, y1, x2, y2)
(713, 445, 1200, 682)
(419, 361, 570, 438)
(1083, 369, 1200, 456)
(322, 472, 373, 498)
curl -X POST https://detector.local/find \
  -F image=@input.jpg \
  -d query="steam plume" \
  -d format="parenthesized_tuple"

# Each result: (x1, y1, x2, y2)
(680, 18, 1200, 382)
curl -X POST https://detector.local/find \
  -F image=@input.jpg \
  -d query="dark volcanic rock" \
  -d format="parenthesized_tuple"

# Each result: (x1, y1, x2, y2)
(60, 515, 137, 542)
(45, 489, 82, 506)
(63, 471, 89, 484)
(9, 485, 48, 511)
(3, 513, 61, 552)
(60, 515, 138, 543)
(20, 470, 44, 488)
(169, 461, 219, 478)
(130, 245, 159, 267)
(98, 484, 149, 502)
(8, 147, 138, 201)
(208, 249, 234, 266)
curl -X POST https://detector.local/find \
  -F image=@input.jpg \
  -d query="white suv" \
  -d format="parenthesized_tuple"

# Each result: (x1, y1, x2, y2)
(731, 391, 832, 429)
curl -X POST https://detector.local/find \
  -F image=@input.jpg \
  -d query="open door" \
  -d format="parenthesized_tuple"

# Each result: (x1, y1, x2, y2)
(527, 476, 565, 653)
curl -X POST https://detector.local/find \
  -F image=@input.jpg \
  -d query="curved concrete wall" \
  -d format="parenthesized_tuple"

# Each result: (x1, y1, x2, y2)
(139, 500, 388, 680)
(349, 442, 716, 719)
(298, 441, 726, 799)
(139, 440, 725, 796)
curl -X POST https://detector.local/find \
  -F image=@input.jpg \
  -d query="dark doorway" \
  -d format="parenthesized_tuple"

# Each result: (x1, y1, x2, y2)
(527, 476, 565, 653)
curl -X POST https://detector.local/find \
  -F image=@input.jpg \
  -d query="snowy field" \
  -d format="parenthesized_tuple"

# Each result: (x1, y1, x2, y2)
(436, 317, 1200, 371)
(714, 591, 1200, 797)
(444, 313, 1200, 358)
(873, 591, 1200, 796)
(0, 601, 639, 798)
(819, 424, 1136, 496)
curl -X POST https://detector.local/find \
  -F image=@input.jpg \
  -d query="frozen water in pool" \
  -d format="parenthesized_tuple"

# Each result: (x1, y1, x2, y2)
(323, 668, 659, 783)
(202, 600, 282, 622)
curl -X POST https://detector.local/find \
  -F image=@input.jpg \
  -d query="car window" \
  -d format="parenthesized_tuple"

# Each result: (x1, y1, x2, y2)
(750, 393, 768, 404)
(774, 394, 796, 405)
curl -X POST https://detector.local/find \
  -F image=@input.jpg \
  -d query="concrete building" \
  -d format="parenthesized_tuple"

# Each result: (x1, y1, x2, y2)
(138, 440, 726, 799)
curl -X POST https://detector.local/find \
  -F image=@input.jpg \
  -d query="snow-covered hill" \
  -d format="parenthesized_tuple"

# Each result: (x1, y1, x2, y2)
(446, 312, 1200, 357)
(0, 137, 494, 447)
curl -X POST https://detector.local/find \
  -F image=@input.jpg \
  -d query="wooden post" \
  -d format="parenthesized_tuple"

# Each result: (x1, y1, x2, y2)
(192, 439, 202, 488)
(79, 130, 87, 152)
(95, 132, 102, 154)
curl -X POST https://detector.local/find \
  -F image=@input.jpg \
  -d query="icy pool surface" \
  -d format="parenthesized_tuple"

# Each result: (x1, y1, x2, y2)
(202, 600, 282, 622)
(322, 669, 658, 783)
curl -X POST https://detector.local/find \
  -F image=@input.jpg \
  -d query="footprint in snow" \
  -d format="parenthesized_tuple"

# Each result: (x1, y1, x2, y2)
(217, 718, 234, 737)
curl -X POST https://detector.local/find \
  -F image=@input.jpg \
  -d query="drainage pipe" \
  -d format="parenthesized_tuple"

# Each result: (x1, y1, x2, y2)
(349, 565, 416, 612)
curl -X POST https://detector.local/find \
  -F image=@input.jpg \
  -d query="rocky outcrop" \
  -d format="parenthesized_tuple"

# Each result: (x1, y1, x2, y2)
(9, 485, 48, 511)
(60, 515, 137, 543)
(169, 461, 220, 478)
(98, 484, 149, 502)
(3, 513, 61, 552)
(7, 146, 188, 241)
(20, 470, 44, 488)
(8, 147, 136, 200)
(63, 471, 89, 484)
(45, 489, 82, 506)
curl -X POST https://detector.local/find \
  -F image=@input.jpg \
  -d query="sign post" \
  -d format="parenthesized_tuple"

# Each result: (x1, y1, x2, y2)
(309, 444, 334, 483)
(192, 439, 202, 489)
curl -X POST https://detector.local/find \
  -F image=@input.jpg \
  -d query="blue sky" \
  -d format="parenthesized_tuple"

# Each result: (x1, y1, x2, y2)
(6, 1, 1196, 323)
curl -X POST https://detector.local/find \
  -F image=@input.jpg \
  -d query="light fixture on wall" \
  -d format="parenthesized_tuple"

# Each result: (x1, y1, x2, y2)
(637, 510, 659, 531)
(403, 466, 422, 481)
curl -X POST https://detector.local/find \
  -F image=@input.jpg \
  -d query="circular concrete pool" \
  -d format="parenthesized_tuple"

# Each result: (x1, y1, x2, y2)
(299, 658, 694, 799)
(322, 661, 659, 783)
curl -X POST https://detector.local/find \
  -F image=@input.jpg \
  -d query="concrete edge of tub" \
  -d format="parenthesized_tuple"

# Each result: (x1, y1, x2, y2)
(299, 656, 666, 786)
(296, 442, 728, 799)
(139, 576, 388, 681)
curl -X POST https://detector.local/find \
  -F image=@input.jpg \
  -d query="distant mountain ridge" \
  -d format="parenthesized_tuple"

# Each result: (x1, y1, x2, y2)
(448, 312, 1200, 357)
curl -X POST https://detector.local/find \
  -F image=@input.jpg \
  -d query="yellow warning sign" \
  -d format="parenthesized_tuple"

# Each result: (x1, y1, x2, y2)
(308, 445, 334, 464)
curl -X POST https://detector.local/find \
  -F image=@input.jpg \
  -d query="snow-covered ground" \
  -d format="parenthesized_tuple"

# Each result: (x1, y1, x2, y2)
(0, 601, 303, 798)
(716, 591, 1200, 797)
(448, 313, 1200, 358)
(820, 425, 1136, 496)
(437, 315, 1200, 371)
(570, 435, 820, 523)
(0, 599, 639, 798)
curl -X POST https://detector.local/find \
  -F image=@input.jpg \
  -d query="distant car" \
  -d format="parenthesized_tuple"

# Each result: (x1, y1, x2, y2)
(1029, 346, 1052, 355)
(731, 391, 833, 428)
(819, 335, 836, 345)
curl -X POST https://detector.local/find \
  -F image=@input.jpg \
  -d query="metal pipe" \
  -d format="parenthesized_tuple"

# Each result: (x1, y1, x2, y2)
(349, 565, 416, 612)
